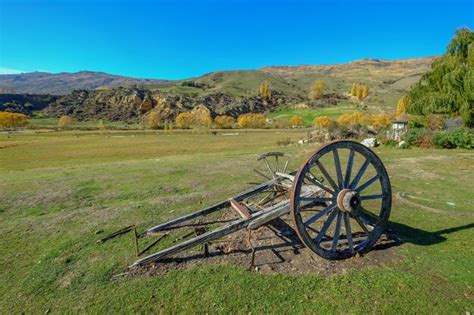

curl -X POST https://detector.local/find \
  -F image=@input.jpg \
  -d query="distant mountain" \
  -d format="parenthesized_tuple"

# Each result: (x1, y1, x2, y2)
(0, 71, 169, 95)
(0, 56, 438, 122)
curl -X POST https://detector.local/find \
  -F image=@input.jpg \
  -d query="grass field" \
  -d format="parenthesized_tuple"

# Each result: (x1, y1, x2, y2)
(0, 130, 473, 313)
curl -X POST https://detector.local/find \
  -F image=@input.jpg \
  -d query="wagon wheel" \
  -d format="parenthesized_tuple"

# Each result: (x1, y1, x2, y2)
(253, 152, 291, 206)
(290, 140, 391, 259)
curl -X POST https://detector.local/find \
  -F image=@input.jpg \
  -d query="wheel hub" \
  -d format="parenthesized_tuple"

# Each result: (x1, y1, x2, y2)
(336, 189, 360, 212)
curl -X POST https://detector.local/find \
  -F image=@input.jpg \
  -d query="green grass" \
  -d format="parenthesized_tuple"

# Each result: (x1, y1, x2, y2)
(0, 130, 473, 313)
(269, 103, 359, 125)
(29, 115, 142, 130)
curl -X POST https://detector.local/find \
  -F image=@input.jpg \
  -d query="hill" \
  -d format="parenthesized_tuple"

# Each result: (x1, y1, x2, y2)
(0, 71, 169, 95)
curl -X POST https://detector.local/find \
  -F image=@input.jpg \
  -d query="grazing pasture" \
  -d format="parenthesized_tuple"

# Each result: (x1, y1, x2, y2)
(0, 130, 473, 313)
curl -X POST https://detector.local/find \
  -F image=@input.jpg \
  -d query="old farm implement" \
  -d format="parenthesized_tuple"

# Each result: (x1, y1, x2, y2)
(100, 141, 392, 268)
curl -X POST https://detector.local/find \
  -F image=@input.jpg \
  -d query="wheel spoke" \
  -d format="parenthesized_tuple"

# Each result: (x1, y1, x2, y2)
(355, 175, 380, 193)
(360, 194, 383, 200)
(263, 158, 275, 179)
(304, 172, 334, 195)
(275, 156, 279, 173)
(316, 161, 338, 191)
(253, 168, 271, 180)
(344, 149, 355, 188)
(353, 214, 370, 234)
(304, 204, 336, 227)
(349, 158, 371, 189)
(300, 196, 334, 202)
(283, 159, 289, 173)
(333, 149, 344, 189)
(314, 209, 338, 243)
(331, 211, 343, 251)
(343, 213, 354, 253)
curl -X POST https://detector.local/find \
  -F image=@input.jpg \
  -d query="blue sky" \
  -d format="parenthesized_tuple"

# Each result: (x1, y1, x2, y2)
(0, 0, 472, 79)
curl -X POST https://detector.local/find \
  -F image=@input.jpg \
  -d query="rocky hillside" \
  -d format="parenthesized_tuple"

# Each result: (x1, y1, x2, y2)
(0, 71, 168, 95)
(0, 57, 436, 122)
(43, 88, 294, 121)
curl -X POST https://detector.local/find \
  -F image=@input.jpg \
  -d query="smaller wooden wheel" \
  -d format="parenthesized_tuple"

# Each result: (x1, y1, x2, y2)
(290, 141, 392, 259)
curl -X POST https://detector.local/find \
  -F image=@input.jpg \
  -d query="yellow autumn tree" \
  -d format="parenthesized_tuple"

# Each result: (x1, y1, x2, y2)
(395, 95, 408, 119)
(361, 85, 369, 99)
(350, 83, 357, 96)
(289, 115, 304, 128)
(58, 115, 73, 130)
(259, 81, 271, 99)
(336, 113, 353, 125)
(309, 80, 325, 100)
(237, 113, 266, 128)
(312, 115, 333, 128)
(214, 115, 235, 128)
(175, 112, 195, 128)
(193, 107, 213, 127)
(349, 112, 368, 125)
(370, 113, 392, 128)
(147, 111, 161, 129)
(0, 112, 29, 129)
(350, 83, 369, 100)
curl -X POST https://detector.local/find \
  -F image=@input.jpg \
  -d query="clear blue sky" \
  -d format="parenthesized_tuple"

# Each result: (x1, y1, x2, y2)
(0, 0, 472, 79)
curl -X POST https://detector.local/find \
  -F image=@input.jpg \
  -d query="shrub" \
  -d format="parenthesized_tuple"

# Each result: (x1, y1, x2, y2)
(370, 113, 392, 128)
(214, 115, 235, 129)
(147, 111, 161, 129)
(277, 138, 292, 146)
(403, 128, 425, 146)
(0, 111, 29, 129)
(58, 115, 73, 130)
(289, 115, 304, 128)
(432, 128, 473, 149)
(312, 116, 333, 128)
(408, 115, 428, 129)
(175, 112, 195, 128)
(427, 114, 444, 130)
(237, 113, 266, 129)
(336, 113, 352, 126)
(309, 80, 325, 100)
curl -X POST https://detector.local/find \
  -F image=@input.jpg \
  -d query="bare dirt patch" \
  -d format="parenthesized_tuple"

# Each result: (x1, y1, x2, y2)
(126, 215, 402, 279)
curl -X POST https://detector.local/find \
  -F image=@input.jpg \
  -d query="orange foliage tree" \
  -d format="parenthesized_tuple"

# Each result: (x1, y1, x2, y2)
(214, 115, 235, 128)
(289, 115, 304, 128)
(370, 113, 392, 128)
(309, 80, 325, 100)
(0, 112, 29, 130)
(237, 113, 267, 128)
(259, 81, 271, 99)
(312, 115, 333, 128)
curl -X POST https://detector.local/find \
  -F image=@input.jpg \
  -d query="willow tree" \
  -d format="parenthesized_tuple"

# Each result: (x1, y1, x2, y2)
(406, 28, 474, 126)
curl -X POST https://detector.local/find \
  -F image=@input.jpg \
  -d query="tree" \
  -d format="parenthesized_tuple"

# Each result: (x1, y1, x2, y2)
(361, 85, 369, 99)
(58, 115, 73, 130)
(406, 28, 474, 126)
(147, 111, 161, 129)
(175, 112, 195, 128)
(350, 83, 357, 96)
(336, 113, 352, 125)
(312, 115, 333, 128)
(237, 113, 267, 128)
(192, 106, 213, 127)
(0, 112, 29, 130)
(289, 115, 304, 128)
(214, 115, 235, 128)
(370, 113, 392, 128)
(395, 95, 408, 119)
(259, 81, 271, 99)
(309, 80, 325, 100)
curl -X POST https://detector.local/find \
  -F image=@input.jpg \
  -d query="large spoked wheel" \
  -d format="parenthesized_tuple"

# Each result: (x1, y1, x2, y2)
(290, 140, 392, 259)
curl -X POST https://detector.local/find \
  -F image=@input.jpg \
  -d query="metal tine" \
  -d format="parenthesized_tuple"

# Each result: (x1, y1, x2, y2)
(344, 149, 355, 188)
(275, 155, 279, 173)
(333, 149, 344, 190)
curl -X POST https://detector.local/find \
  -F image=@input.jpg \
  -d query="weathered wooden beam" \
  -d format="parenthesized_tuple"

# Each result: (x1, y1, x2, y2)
(132, 215, 258, 267)
(229, 198, 252, 218)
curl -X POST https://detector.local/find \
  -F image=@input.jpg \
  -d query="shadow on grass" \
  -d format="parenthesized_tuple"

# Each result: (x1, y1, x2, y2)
(384, 221, 474, 247)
